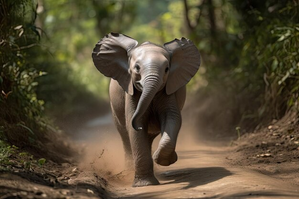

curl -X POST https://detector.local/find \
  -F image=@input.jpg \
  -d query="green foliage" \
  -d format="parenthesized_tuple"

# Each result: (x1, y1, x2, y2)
(0, 141, 18, 165)
(39, 0, 298, 136)
(233, 0, 299, 121)
(125, 0, 179, 43)
(35, 0, 130, 104)
(0, 0, 47, 145)
(174, 0, 298, 136)
(0, 141, 47, 171)
(1, 0, 298, 144)
(38, 158, 46, 166)
(32, 0, 113, 123)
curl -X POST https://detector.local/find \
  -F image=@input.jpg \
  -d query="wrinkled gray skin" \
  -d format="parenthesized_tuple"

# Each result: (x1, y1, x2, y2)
(92, 33, 200, 187)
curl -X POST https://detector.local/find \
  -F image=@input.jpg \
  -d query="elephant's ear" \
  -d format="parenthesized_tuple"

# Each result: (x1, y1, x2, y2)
(92, 33, 138, 95)
(164, 37, 200, 95)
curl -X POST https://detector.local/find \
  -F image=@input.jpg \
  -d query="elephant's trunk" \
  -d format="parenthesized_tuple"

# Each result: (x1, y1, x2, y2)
(132, 74, 162, 131)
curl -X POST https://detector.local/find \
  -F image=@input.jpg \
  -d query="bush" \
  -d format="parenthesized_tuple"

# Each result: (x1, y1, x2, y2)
(188, 0, 299, 138)
(233, 0, 299, 123)
(0, 0, 47, 146)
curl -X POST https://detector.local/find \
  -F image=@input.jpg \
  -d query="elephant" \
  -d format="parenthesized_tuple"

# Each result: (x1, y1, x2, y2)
(92, 33, 200, 187)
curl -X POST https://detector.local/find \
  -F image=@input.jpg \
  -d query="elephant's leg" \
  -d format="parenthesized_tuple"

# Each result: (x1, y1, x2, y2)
(109, 80, 133, 168)
(124, 89, 160, 187)
(126, 112, 159, 185)
(153, 97, 181, 166)
(114, 121, 133, 168)
(129, 128, 159, 187)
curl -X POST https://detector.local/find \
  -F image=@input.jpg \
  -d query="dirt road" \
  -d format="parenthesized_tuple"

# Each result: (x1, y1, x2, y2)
(2, 111, 298, 198)
(105, 145, 299, 199)
(78, 114, 299, 199)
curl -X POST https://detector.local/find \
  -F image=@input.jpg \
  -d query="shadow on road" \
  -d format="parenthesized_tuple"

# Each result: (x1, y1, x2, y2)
(158, 167, 232, 189)
(220, 191, 299, 199)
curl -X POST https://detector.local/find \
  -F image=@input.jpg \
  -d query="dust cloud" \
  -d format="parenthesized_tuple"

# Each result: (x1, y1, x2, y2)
(77, 122, 127, 180)
(77, 104, 199, 176)
(65, 94, 299, 198)
(75, 93, 230, 186)
(182, 89, 240, 142)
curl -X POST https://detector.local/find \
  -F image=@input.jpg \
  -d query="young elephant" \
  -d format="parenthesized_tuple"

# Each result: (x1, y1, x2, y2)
(92, 33, 200, 187)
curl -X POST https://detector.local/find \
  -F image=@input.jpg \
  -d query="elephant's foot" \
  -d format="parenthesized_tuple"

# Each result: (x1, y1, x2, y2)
(132, 174, 160, 187)
(152, 150, 178, 166)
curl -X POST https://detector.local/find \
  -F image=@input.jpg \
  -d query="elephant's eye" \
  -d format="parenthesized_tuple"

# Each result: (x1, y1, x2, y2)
(165, 67, 169, 73)
(134, 64, 140, 73)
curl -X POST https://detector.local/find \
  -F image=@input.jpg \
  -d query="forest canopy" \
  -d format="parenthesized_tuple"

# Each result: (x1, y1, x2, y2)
(0, 0, 298, 149)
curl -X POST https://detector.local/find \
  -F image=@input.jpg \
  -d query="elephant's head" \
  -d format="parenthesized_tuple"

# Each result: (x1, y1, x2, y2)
(92, 33, 200, 131)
